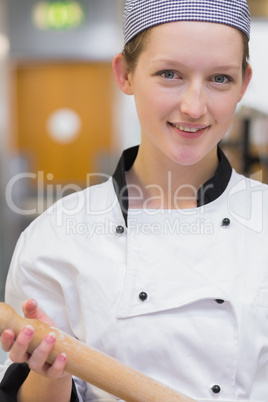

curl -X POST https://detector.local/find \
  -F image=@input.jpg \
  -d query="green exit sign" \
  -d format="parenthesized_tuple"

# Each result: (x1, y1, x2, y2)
(32, 1, 85, 30)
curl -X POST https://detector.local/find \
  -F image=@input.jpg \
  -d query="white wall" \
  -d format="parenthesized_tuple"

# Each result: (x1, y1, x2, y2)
(240, 19, 268, 115)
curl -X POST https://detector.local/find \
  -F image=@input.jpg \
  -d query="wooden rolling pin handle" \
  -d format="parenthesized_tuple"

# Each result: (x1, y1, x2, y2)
(0, 302, 195, 402)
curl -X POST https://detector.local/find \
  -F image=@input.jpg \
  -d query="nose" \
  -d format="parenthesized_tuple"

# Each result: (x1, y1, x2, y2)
(180, 81, 207, 119)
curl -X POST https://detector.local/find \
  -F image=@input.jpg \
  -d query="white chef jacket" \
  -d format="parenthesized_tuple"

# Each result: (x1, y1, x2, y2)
(2, 146, 268, 402)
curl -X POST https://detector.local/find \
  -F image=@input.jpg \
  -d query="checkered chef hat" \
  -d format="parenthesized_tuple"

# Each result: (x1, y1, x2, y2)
(123, 0, 251, 45)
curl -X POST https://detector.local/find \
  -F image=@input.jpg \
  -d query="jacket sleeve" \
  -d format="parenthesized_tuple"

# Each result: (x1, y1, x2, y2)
(0, 362, 79, 402)
(3, 220, 88, 400)
(3, 200, 115, 401)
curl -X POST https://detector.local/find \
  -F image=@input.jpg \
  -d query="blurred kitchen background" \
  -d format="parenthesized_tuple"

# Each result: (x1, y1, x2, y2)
(0, 0, 267, 306)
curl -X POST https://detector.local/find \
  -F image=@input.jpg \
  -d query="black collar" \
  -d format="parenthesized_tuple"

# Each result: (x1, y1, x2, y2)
(112, 145, 232, 227)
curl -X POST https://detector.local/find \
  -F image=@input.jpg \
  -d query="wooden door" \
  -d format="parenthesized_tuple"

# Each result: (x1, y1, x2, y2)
(13, 62, 114, 186)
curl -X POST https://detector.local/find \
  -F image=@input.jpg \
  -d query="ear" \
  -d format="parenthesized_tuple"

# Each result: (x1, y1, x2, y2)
(238, 64, 253, 102)
(112, 53, 133, 95)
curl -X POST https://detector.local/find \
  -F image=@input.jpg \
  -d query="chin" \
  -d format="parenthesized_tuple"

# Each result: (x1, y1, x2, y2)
(169, 149, 203, 167)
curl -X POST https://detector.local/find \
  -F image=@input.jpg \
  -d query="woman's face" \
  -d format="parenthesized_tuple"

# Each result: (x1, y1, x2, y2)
(117, 21, 252, 167)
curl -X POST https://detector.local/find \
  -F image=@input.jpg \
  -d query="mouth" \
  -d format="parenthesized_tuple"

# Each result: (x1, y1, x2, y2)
(169, 123, 209, 133)
(168, 122, 209, 138)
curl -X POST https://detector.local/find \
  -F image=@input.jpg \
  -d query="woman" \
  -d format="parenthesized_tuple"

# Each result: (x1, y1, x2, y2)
(1, 1, 267, 401)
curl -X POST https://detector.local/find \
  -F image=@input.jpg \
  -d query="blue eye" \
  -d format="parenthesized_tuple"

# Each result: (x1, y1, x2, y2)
(162, 71, 175, 79)
(214, 75, 227, 84)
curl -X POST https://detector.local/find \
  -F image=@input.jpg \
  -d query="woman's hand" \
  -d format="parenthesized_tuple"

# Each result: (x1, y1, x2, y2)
(1, 299, 70, 380)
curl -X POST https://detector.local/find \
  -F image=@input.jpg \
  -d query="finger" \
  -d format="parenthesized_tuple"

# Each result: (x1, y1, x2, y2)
(22, 299, 45, 321)
(8, 325, 34, 363)
(1, 329, 15, 352)
(22, 299, 57, 327)
(46, 353, 68, 380)
(22, 299, 39, 319)
(28, 332, 56, 372)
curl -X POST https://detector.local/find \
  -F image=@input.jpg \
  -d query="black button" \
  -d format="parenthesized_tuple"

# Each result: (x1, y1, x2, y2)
(139, 292, 148, 301)
(222, 218, 230, 227)
(215, 299, 225, 304)
(211, 385, 221, 394)
(116, 226, 124, 234)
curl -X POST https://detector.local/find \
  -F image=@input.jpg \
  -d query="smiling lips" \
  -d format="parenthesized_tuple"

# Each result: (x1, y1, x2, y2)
(169, 122, 209, 133)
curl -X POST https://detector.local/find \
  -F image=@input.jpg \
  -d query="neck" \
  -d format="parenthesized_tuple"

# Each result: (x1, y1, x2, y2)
(126, 145, 219, 209)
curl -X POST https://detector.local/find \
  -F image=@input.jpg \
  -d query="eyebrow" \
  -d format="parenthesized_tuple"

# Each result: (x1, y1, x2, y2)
(150, 59, 241, 71)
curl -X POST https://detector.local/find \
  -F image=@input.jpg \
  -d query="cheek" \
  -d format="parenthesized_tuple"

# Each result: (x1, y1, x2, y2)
(210, 93, 240, 124)
(135, 87, 167, 123)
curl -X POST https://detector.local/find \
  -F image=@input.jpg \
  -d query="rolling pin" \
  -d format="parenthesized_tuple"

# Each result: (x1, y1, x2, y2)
(0, 302, 195, 402)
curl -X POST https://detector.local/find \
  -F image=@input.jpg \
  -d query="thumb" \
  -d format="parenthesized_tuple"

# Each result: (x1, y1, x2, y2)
(22, 299, 57, 328)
